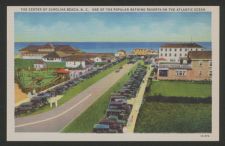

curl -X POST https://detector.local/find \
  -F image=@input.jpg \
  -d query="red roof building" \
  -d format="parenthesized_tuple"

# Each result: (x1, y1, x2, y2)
(56, 68, 70, 74)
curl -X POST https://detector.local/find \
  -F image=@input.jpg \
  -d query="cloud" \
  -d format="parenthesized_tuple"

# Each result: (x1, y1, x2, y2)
(15, 16, 211, 42)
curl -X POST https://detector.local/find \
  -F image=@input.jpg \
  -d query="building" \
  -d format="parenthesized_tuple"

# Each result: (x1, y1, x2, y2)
(157, 51, 212, 81)
(65, 56, 86, 69)
(33, 60, 47, 70)
(94, 57, 102, 63)
(159, 43, 204, 63)
(42, 51, 71, 62)
(20, 43, 79, 59)
(115, 50, 126, 57)
(132, 48, 158, 56)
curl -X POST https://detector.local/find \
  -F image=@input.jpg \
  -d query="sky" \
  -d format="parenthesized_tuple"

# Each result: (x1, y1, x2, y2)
(15, 12, 211, 42)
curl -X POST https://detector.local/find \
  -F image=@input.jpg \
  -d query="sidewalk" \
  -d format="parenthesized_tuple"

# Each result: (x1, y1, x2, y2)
(124, 65, 152, 133)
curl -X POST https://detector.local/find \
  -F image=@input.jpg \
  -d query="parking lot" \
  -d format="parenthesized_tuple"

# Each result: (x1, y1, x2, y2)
(92, 63, 148, 133)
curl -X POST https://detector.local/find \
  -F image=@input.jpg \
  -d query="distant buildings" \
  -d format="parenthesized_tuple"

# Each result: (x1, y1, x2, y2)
(159, 43, 204, 63)
(115, 50, 126, 58)
(132, 48, 158, 56)
(65, 56, 86, 69)
(157, 51, 212, 81)
(20, 43, 115, 70)
(20, 43, 79, 59)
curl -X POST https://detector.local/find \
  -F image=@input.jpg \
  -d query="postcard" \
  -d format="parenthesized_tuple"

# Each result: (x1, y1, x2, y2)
(7, 6, 219, 141)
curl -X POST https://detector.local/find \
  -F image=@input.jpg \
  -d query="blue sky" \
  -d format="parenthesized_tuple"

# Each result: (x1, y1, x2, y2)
(15, 12, 211, 42)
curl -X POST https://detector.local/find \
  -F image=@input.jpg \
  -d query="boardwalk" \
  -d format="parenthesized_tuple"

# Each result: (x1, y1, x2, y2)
(124, 65, 152, 133)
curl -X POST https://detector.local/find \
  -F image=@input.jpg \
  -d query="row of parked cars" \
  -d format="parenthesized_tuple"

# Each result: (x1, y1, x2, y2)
(15, 58, 126, 117)
(93, 64, 147, 133)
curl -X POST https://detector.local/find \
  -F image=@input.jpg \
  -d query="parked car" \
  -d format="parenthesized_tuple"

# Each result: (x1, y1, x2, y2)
(15, 102, 36, 116)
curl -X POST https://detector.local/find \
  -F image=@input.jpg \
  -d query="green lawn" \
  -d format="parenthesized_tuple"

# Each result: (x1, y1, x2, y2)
(15, 58, 65, 69)
(46, 62, 65, 68)
(17, 60, 128, 117)
(63, 63, 138, 132)
(135, 102, 211, 133)
(147, 81, 211, 97)
(15, 59, 37, 70)
(17, 70, 57, 89)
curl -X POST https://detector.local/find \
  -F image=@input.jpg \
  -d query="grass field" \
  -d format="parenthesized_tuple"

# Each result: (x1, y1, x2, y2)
(17, 69, 57, 89)
(63, 63, 138, 132)
(17, 60, 128, 117)
(146, 80, 211, 97)
(15, 58, 65, 69)
(135, 102, 211, 133)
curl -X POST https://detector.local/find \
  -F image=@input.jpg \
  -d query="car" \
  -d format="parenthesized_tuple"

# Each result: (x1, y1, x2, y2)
(99, 119, 123, 132)
(30, 96, 48, 107)
(93, 124, 119, 133)
(107, 115, 127, 126)
(15, 102, 36, 116)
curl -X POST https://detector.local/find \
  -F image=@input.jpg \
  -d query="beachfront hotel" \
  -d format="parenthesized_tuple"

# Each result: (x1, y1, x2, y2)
(159, 43, 204, 63)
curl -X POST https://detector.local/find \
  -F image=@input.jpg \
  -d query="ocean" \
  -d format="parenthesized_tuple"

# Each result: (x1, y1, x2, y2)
(14, 42, 211, 54)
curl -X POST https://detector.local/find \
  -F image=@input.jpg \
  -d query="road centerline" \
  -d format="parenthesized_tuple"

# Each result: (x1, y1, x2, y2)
(15, 94, 92, 128)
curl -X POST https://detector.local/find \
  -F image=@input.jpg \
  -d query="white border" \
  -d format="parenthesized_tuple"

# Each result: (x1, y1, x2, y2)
(7, 6, 220, 141)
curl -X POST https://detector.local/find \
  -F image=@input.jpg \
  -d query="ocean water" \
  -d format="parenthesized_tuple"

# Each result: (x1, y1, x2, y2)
(14, 42, 211, 54)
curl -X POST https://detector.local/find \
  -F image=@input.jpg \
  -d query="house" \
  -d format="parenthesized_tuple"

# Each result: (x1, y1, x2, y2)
(33, 60, 47, 70)
(42, 51, 71, 62)
(19, 43, 80, 59)
(188, 51, 212, 80)
(157, 51, 212, 81)
(132, 48, 158, 56)
(115, 50, 126, 57)
(65, 56, 86, 69)
(159, 43, 204, 63)
(94, 57, 102, 63)
(56, 68, 70, 79)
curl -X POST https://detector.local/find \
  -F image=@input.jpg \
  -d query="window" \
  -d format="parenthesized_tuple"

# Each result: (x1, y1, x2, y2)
(180, 48, 182, 51)
(180, 53, 182, 57)
(165, 48, 167, 51)
(169, 49, 171, 51)
(199, 61, 202, 66)
(185, 53, 187, 56)
(209, 61, 212, 67)
(185, 49, 187, 51)
(199, 71, 202, 76)
(209, 71, 212, 79)
(169, 53, 171, 56)
(161, 48, 163, 51)
(175, 49, 177, 51)
(176, 70, 186, 76)
(159, 70, 168, 77)
(161, 53, 163, 56)
(165, 53, 167, 56)
(174, 53, 176, 57)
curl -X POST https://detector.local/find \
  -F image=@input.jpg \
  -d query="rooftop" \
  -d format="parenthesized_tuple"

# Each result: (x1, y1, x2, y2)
(20, 43, 80, 53)
(188, 51, 211, 60)
(161, 43, 203, 48)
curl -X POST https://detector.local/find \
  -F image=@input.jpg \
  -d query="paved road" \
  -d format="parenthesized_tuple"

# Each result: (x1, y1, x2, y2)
(15, 63, 135, 132)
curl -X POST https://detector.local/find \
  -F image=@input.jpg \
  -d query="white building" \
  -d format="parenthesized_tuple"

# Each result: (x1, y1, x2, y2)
(69, 69, 87, 79)
(33, 60, 47, 70)
(42, 52, 62, 62)
(94, 57, 102, 63)
(159, 43, 204, 63)
(65, 56, 86, 68)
